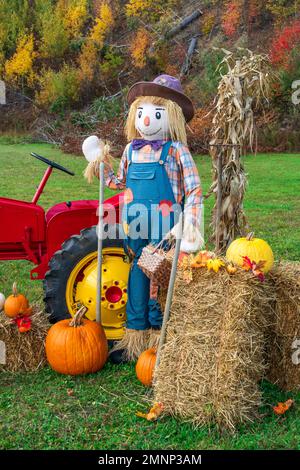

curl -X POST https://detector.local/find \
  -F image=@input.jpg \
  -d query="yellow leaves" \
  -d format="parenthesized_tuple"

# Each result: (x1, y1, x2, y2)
(36, 63, 80, 111)
(136, 402, 164, 421)
(126, 0, 152, 17)
(78, 41, 98, 83)
(4, 34, 36, 86)
(90, 2, 114, 48)
(125, 0, 176, 21)
(77, 2, 115, 85)
(206, 258, 225, 273)
(64, 0, 89, 37)
(130, 28, 151, 68)
(201, 12, 216, 36)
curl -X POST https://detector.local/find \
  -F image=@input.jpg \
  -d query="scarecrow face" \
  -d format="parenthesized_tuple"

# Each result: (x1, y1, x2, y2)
(135, 102, 170, 141)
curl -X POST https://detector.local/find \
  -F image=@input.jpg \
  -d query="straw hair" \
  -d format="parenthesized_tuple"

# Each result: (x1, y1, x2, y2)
(0, 308, 50, 372)
(154, 267, 275, 431)
(125, 96, 187, 145)
(84, 142, 114, 184)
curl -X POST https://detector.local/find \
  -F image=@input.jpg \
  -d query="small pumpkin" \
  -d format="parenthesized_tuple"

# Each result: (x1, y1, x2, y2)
(0, 292, 5, 312)
(226, 263, 237, 275)
(136, 347, 157, 387)
(226, 232, 274, 273)
(45, 307, 108, 375)
(4, 282, 30, 318)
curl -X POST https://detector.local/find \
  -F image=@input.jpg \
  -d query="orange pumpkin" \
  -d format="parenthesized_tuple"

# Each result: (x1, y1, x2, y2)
(136, 347, 157, 387)
(45, 307, 108, 375)
(4, 282, 30, 318)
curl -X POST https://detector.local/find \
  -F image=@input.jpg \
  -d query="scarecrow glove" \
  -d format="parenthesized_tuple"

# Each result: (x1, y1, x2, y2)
(170, 222, 204, 254)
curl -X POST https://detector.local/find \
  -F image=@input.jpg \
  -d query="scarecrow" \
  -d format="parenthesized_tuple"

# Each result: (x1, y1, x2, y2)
(87, 75, 203, 363)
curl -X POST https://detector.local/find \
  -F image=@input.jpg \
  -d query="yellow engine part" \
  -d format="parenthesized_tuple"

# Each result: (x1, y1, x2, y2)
(66, 248, 130, 341)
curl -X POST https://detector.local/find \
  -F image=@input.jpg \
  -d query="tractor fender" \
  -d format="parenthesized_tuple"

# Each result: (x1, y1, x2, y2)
(30, 193, 123, 280)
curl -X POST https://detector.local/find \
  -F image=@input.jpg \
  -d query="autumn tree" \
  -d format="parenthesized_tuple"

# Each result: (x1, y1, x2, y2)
(130, 28, 151, 68)
(4, 34, 36, 88)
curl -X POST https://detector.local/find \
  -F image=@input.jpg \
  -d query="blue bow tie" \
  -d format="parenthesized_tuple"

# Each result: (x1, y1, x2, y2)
(132, 139, 165, 151)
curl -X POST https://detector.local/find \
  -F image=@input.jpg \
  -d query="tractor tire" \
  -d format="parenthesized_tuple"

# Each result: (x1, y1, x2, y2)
(44, 224, 126, 325)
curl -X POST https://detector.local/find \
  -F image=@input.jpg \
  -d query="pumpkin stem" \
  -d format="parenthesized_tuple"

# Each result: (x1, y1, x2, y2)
(69, 306, 87, 327)
(12, 282, 18, 297)
(246, 232, 255, 241)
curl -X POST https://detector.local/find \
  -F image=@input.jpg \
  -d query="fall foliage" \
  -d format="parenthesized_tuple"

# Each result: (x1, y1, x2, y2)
(0, 0, 299, 153)
(5, 34, 36, 87)
(130, 28, 152, 68)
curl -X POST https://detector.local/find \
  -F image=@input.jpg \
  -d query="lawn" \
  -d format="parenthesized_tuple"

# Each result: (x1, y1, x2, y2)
(0, 140, 300, 450)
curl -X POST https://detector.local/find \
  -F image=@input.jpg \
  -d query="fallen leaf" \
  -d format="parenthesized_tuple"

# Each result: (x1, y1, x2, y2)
(273, 399, 294, 415)
(136, 402, 164, 421)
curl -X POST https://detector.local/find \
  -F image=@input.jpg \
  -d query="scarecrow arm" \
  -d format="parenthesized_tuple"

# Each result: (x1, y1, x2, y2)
(104, 145, 128, 190)
(176, 144, 204, 253)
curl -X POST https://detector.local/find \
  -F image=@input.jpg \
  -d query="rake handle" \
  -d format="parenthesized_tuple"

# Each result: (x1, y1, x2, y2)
(155, 214, 183, 369)
(96, 161, 105, 325)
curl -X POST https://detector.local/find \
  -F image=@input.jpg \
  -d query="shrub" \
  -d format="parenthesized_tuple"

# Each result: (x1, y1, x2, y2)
(4, 34, 36, 88)
(202, 12, 216, 36)
(100, 47, 124, 77)
(130, 28, 151, 68)
(36, 64, 80, 112)
(270, 20, 300, 69)
(90, 2, 114, 48)
(78, 40, 99, 83)
(70, 95, 122, 129)
(125, 0, 177, 21)
(37, 1, 69, 59)
(221, 0, 242, 38)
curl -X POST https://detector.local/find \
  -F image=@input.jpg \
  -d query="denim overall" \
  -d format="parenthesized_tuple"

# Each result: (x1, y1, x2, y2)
(122, 141, 181, 330)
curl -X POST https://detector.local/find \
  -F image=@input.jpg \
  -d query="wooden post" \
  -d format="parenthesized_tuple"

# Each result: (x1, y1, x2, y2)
(215, 149, 223, 252)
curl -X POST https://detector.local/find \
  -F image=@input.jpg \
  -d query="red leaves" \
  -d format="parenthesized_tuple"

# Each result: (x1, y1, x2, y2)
(270, 20, 300, 70)
(13, 315, 32, 333)
(221, 1, 242, 38)
(242, 256, 266, 282)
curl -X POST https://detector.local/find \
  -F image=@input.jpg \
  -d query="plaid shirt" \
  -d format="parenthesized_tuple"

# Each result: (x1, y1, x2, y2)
(105, 141, 203, 231)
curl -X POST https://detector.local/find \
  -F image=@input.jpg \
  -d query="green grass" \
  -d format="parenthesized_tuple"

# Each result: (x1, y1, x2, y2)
(0, 142, 300, 450)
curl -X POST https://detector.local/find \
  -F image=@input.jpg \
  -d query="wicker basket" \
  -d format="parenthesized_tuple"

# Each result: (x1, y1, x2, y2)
(138, 242, 174, 286)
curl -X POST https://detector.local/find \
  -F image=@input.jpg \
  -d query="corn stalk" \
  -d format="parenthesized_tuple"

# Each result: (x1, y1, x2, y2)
(209, 49, 274, 252)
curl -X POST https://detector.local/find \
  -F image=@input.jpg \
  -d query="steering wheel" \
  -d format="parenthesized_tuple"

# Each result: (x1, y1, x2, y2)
(31, 152, 75, 176)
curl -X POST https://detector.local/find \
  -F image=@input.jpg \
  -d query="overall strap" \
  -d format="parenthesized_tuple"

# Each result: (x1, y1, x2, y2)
(160, 141, 173, 164)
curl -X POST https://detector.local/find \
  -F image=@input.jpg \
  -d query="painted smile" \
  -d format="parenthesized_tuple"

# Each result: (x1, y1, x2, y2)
(138, 127, 162, 137)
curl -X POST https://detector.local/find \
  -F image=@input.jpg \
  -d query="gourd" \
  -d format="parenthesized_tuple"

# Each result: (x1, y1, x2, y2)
(45, 307, 108, 375)
(136, 348, 157, 387)
(226, 233, 274, 273)
(4, 283, 30, 318)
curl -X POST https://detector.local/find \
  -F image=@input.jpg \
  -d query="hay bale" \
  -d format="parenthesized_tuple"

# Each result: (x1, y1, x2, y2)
(0, 309, 50, 372)
(267, 261, 300, 391)
(154, 268, 275, 431)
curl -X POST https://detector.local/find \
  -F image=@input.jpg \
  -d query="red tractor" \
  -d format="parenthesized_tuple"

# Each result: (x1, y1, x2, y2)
(0, 152, 130, 341)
